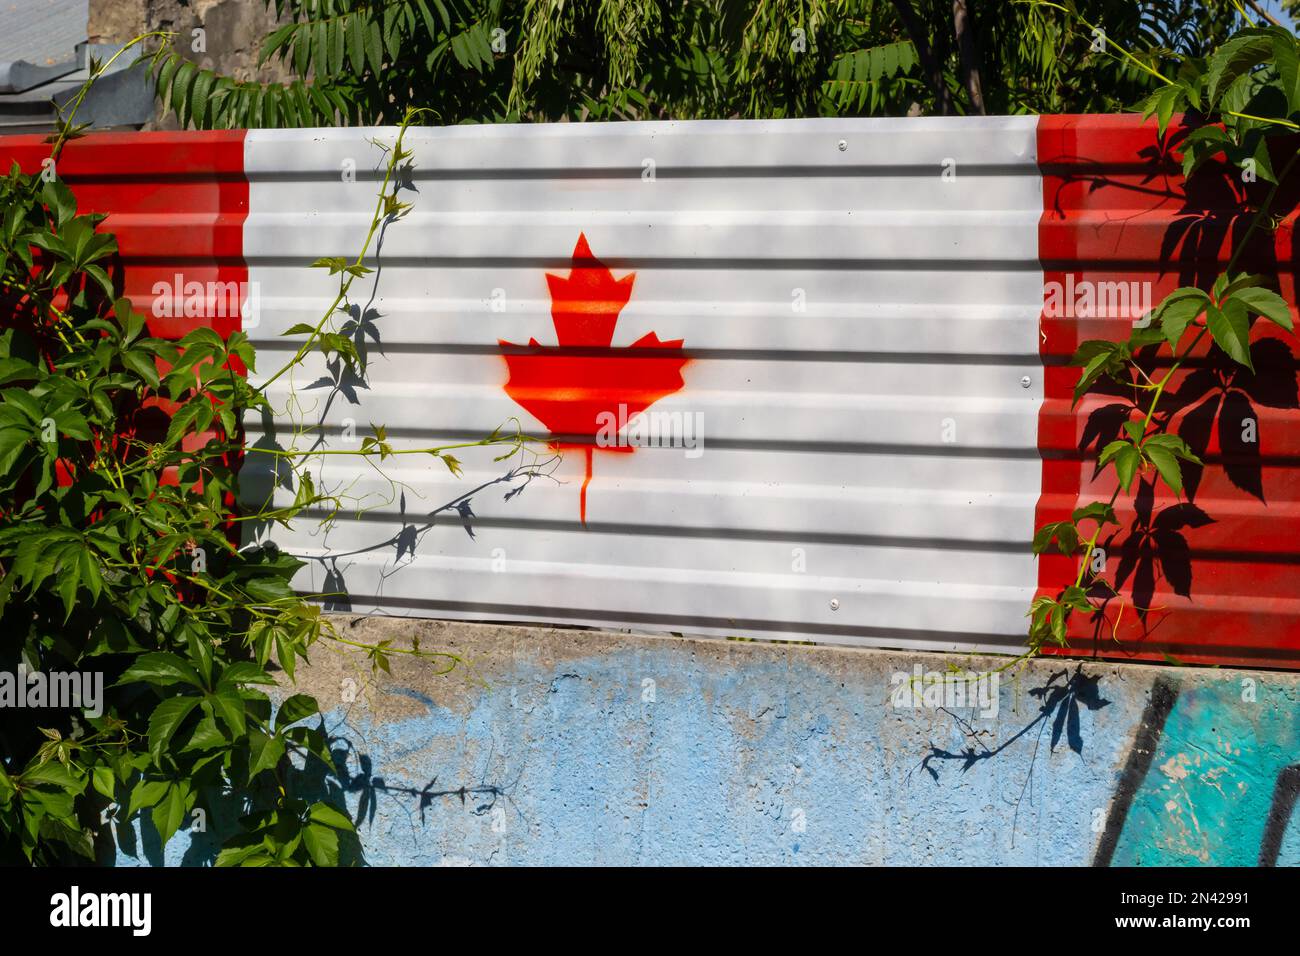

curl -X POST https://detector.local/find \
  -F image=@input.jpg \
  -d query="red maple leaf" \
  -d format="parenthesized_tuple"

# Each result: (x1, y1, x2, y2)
(500, 233, 687, 523)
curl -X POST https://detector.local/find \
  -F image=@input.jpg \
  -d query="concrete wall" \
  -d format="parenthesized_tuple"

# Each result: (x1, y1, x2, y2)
(89, 0, 289, 128)
(112, 615, 1300, 866)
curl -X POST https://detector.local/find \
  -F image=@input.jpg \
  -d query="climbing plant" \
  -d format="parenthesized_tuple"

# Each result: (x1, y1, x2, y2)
(0, 42, 528, 865)
(1026, 11, 1300, 659)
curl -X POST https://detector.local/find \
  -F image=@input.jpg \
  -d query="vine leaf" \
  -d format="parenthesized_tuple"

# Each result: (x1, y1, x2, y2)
(1206, 299, 1253, 371)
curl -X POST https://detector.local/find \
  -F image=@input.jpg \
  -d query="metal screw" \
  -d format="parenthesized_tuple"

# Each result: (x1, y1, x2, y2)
(829, 598, 840, 611)
(1020, 375, 1032, 388)
(837, 140, 847, 152)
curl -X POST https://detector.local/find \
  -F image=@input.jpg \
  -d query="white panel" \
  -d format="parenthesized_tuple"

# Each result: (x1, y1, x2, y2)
(243, 116, 1044, 653)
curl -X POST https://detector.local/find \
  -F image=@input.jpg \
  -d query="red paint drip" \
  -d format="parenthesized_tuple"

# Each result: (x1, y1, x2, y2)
(580, 445, 593, 526)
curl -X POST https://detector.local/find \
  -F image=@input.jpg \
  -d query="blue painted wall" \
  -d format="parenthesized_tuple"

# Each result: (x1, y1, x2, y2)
(111, 622, 1300, 866)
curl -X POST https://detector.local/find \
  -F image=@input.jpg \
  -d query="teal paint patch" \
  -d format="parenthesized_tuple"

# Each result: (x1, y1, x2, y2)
(1110, 679, 1300, 866)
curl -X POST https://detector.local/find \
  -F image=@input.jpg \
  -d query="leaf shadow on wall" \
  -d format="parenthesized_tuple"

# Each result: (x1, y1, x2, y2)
(913, 666, 1110, 846)
(107, 751, 364, 867)
(244, 178, 563, 610)
(304, 456, 561, 612)
(327, 733, 526, 837)
(915, 666, 1109, 777)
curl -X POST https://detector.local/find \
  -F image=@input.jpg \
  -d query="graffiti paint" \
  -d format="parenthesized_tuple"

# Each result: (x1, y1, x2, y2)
(1101, 677, 1300, 866)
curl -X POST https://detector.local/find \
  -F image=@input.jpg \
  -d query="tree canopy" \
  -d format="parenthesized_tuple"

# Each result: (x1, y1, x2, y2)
(151, 0, 1258, 129)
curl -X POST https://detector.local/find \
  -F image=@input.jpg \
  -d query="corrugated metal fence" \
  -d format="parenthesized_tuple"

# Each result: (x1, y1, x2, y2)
(2, 114, 1298, 669)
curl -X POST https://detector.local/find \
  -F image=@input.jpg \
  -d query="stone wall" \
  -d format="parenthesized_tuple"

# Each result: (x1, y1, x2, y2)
(88, 0, 290, 127)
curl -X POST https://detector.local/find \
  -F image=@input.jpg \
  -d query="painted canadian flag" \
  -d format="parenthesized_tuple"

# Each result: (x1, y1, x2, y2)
(3, 115, 1297, 669)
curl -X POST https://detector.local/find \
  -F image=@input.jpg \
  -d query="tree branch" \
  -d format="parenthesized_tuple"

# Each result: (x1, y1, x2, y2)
(1243, 0, 1284, 28)
(890, 0, 955, 115)
(953, 0, 986, 114)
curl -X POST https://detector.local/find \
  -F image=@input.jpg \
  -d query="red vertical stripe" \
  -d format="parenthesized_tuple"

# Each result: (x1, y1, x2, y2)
(0, 131, 249, 506)
(0, 131, 248, 339)
(1036, 115, 1300, 669)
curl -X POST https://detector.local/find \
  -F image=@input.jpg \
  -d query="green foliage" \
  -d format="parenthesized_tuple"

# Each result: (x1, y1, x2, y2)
(1136, 23, 1300, 181)
(146, 0, 1247, 128)
(824, 40, 919, 113)
(0, 131, 357, 861)
(0, 56, 522, 864)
